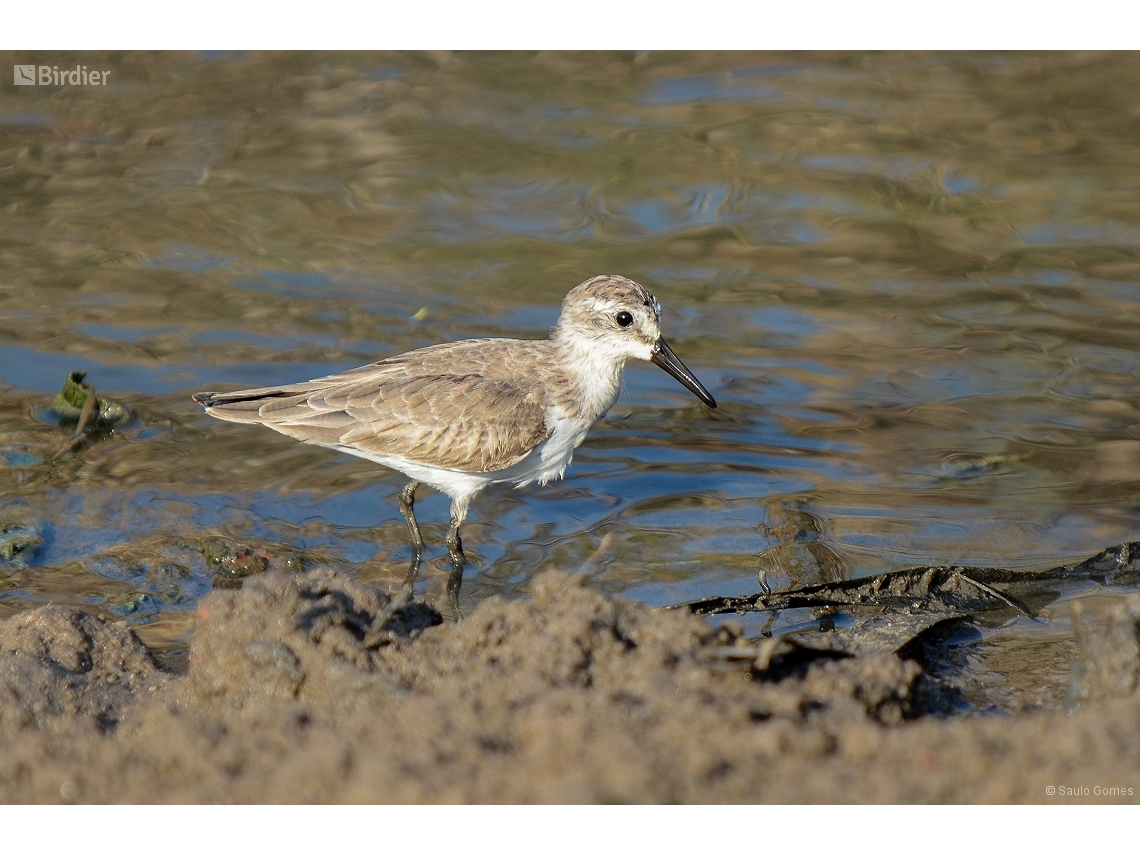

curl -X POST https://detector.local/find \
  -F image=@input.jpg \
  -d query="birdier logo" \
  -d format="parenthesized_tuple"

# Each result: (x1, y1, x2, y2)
(13, 64, 110, 86)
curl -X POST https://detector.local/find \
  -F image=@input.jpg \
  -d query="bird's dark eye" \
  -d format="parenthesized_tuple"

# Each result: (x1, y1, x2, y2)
(616, 311, 634, 327)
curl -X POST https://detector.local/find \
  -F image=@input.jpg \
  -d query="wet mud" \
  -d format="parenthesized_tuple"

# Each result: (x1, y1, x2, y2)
(1, 560, 1138, 803)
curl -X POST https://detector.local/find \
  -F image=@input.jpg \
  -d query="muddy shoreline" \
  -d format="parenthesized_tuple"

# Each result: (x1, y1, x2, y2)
(1, 559, 1138, 804)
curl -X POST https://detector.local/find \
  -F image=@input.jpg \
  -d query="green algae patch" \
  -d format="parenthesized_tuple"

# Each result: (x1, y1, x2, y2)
(196, 537, 304, 589)
(50, 371, 129, 435)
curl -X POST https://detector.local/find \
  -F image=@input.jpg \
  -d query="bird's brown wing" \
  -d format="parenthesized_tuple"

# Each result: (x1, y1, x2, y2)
(194, 341, 553, 473)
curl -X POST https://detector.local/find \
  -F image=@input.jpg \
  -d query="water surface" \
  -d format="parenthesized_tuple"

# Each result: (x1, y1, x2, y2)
(3, 52, 1140, 676)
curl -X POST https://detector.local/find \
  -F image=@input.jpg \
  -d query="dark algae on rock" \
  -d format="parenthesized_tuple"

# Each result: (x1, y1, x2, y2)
(48, 370, 129, 458)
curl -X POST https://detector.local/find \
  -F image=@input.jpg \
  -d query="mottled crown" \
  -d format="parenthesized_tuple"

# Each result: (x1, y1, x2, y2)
(552, 275, 661, 343)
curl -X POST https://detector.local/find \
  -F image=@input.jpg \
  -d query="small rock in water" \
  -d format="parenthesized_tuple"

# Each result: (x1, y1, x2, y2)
(0, 523, 42, 568)
(197, 537, 303, 588)
(49, 370, 129, 433)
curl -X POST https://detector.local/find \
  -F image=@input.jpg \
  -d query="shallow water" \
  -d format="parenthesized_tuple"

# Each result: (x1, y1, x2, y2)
(3, 52, 1140, 673)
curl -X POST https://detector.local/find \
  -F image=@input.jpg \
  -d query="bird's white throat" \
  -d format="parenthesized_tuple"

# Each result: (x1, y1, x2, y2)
(553, 329, 650, 422)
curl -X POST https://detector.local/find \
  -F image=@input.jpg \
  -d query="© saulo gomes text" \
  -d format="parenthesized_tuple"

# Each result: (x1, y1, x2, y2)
(1050, 785, 1134, 797)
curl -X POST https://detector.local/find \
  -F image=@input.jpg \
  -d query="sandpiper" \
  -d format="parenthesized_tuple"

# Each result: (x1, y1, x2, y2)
(193, 274, 716, 614)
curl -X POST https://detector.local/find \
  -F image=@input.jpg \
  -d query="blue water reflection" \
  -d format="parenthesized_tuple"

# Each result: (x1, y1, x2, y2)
(4, 52, 1140, 641)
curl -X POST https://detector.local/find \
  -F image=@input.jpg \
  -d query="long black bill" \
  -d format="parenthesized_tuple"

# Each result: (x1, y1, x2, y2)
(650, 337, 717, 408)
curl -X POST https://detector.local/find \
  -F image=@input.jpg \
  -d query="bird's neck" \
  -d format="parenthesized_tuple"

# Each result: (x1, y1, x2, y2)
(548, 331, 628, 423)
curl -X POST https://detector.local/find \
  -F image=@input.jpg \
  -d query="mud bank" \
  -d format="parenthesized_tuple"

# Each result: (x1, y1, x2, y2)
(1, 568, 1138, 804)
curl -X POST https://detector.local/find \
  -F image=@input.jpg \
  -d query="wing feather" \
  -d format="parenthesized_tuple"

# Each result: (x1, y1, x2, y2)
(195, 340, 554, 473)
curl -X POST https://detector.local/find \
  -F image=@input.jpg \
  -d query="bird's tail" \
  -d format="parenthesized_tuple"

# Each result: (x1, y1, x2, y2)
(192, 387, 310, 424)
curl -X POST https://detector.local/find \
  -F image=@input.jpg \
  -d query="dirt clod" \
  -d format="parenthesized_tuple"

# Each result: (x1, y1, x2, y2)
(1067, 596, 1140, 709)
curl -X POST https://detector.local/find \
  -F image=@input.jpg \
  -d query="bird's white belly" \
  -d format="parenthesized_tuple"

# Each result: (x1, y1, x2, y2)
(332, 410, 598, 505)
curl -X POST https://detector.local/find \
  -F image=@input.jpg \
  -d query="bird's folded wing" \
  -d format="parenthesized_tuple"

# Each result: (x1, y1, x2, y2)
(195, 360, 552, 473)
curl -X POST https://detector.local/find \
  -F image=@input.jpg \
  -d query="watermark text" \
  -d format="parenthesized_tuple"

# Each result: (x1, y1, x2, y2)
(14, 64, 110, 86)
(1046, 784, 1134, 798)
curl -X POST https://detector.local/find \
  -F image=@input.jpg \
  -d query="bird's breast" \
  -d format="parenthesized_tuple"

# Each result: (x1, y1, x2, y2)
(497, 407, 597, 489)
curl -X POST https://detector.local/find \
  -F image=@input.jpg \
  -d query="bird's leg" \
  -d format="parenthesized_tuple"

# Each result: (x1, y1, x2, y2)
(394, 480, 422, 606)
(444, 501, 468, 620)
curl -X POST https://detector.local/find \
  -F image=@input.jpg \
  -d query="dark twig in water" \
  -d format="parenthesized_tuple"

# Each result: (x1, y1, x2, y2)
(673, 542, 1140, 628)
(955, 571, 1038, 618)
(670, 563, 1072, 620)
